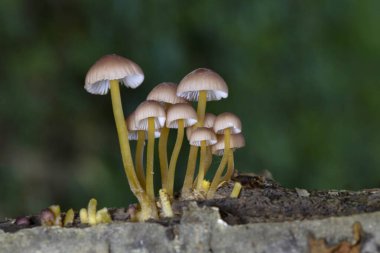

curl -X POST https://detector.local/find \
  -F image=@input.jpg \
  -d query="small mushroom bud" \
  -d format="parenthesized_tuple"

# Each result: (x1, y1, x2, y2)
(79, 208, 89, 224)
(40, 208, 55, 226)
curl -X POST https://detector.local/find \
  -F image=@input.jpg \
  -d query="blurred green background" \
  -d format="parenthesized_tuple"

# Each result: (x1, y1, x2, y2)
(1, 0, 379, 217)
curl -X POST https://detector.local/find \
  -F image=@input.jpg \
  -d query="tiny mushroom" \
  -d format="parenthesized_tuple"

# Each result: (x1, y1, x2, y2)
(212, 133, 245, 182)
(135, 100, 166, 200)
(189, 127, 217, 192)
(147, 82, 186, 190)
(183, 113, 216, 194)
(85, 54, 157, 220)
(165, 103, 198, 196)
(207, 112, 242, 199)
(126, 112, 161, 188)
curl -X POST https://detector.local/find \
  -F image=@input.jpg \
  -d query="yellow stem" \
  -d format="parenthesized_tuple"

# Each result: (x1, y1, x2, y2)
(196, 140, 207, 191)
(135, 130, 146, 188)
(110, 80, 157, 219)
(221, 151, 234, 182)
(230, 182, 242, 198)
(181, 145, 198, 195)
(181, 90, 207, 196)
(193, 146, 212, 185)
(197, 90, 207, 126)
(167, 119, 184, 196)
(207, 129, 231, 199)
(159, 126, 169, 189)
(146, 117, 155, 200)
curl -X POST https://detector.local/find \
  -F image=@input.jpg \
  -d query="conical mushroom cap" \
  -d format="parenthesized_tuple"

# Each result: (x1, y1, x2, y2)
(189, 127, 217, 146)
(85, 54, 144, 95)
(147, 82, 187, 104)
(212, 133, 245, 156)
(166, 103, 198, 128)
(134, 101, 166, 130)
(177, 68, 228, 101)
(126, 112, 161, 140)
(213, 112, 242, 134)
(186, 113, 216, 140)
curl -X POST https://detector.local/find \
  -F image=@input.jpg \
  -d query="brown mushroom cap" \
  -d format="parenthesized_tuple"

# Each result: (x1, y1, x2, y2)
(126, 112, 160, 140)
(166, 103, 198, 128)
(147, 82, 187, 104)
(212, 133, 245, 156)
(186, 113, 216, 140)
(213, 112, 242, 134)
(134, 101, 166, 130)
(177, 68, 228, 101)
(85, 54, 144, 95)
(189, 127, 217, 146)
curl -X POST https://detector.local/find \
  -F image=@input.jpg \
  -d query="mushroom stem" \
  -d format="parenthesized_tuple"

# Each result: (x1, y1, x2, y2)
(193, 146, 212, 186)
(196, 140, 207, 191)
(167, 119, 184, 196)
(197, 90, 207, 125)
(146, 117, 155, 200)
(135, 130, 146, 188)
(181, 90, 207, 196)
(159, 126, 169, 190)
(88, 198, 97, 225)
(221, 151, 234, 182)
(181, 146, 198, 195)
(207, 129, 231, 199)
(110, 80, 156, 219)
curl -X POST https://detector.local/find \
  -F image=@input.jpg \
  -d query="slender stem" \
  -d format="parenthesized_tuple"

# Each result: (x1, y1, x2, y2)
(181, 90, 207, 196)
(110, 80, 142, 193)
(221, 151, 234, 182)
(146, 117, 155, 200)
(197, 90, 207, 126)
(193, 146, 213, 185)
(110, 80, 157, 219)
(181, 145, 198, 195)
(196, 140, 207, 191)
(207, 129, 231, 199)
(230, 182, 242, 198)
(159, 126, 169, 189)
(167, 119, 184, 196)
(135, 130, 146, 188)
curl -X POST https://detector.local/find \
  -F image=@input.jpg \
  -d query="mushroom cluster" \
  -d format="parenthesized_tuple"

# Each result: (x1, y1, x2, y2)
(85, 54, 245, 221)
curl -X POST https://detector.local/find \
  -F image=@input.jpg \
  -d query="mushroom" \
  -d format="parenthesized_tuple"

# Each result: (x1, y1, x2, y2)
(207, 112, 242, 199)
(184, 113, 216, 192)
(147, 82, 186, 190)
(212, 133, 245, 183)
(135, 100, 166, 200)
(85, 54, 157, 220)
(189, 127, 217, 192)
(165, 103, 198, 196)
(126, 112, 161, 188)
(177, 68, 228, 125)
(177, 69, 228, 195)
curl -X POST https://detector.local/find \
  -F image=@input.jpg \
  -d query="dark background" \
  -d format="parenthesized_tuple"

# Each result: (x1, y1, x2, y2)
(1, 1, 379, 217)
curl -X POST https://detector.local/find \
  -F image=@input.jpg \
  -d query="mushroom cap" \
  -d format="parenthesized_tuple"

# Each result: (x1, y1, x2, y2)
(186, 113, 216, 140)
(85, 54, 144, 95)
(213, 112, 242, 134)
(189, 127, 217, 146)
(212, 133, 245, 156)
(147, 82, 187, 104)
(126, 112, 160, 140)
(177, 68, 228, 101)
(166, 103, 198, 128)
(134, 101, 166, 130)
